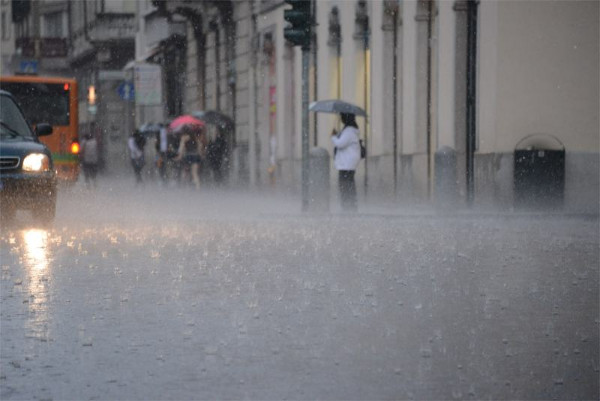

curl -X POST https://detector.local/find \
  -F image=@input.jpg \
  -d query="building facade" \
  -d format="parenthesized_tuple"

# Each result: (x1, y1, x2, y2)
(0, 0, 136, 173)
(1, 0, 70, 77)
(1, 0, 598, 212)
(158, 0, 597, 212)
(68, 0, 136, 173)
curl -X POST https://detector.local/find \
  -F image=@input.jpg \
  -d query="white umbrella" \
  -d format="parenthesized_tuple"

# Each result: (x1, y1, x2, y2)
(309, 99, 367, 117)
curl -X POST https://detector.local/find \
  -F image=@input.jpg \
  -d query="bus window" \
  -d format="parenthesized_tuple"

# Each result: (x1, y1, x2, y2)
(0, 82, 70, 126)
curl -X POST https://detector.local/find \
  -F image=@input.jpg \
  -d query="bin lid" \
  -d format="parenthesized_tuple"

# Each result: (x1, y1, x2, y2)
(515, 133, 565, 151)
(435, 146, 455, 155)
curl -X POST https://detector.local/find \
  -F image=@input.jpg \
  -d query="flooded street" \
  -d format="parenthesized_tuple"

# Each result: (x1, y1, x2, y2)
(1, 179, 598, 400)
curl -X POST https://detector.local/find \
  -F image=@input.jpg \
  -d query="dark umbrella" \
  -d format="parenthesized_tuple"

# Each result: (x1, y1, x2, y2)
(139, 122, 162, 137)
(192, 110, 234, 131)
(309, 99, 367, 117)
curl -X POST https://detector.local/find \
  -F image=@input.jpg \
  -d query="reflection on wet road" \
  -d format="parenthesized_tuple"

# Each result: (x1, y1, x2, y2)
(1, 180, 598, 400)
(22, 229, 51, 342)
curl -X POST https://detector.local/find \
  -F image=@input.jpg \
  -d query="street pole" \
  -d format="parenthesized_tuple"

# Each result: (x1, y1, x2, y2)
(392, 8, 398, 197)
(283, 0, 311, 211)
(301, 45, 310, 211)
(466, 0, 478, 207)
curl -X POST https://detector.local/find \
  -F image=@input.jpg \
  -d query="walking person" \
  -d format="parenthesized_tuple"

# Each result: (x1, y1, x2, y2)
(207, 129, 227, 185)
(80, 132, 99, 188)
(155, 125, 168, 185)
(175, 125, 206, 190)
(331, 112, 361, 211)
(128, 130, 146, 186)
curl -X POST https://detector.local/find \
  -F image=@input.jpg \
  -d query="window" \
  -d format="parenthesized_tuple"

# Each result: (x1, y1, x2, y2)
(44, 12, 64, 38)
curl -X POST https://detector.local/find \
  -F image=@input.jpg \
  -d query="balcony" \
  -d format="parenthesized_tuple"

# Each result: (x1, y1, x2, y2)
(90, 13, 136, 41)
(16, 37, 68, 58)
(144, 10, 186, 50)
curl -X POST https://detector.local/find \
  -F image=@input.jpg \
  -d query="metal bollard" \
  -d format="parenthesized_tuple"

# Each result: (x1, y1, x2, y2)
(308, 147, 330, 213)
(434, 146, 458, 209)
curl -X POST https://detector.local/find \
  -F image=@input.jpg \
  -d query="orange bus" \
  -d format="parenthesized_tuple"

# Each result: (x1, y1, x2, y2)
(0, 75, 80, 183)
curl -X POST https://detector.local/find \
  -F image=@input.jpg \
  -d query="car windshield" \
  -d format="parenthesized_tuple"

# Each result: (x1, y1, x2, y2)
(0, 94, 34, 139)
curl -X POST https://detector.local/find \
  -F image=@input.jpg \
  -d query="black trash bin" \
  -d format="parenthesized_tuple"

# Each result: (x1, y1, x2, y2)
(514, 134, 565, 209)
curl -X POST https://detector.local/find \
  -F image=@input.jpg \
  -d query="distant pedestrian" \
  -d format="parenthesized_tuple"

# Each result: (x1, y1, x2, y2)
(331, 112, 361, 211)
(175, 125, 206, 190)
(128, 130, 146, 185)
(155, 125, 168, 184)
(207, 130, 227, 184)
(80, 132, 99, 188)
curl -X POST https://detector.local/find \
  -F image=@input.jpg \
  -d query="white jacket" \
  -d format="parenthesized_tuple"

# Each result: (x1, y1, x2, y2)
(128, 137, 144, 160)
(81, 138, 99, 164)
(332, 125, 361, 171)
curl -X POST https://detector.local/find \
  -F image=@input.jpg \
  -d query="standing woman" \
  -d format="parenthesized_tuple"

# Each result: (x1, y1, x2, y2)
(331, 112, 361, 211)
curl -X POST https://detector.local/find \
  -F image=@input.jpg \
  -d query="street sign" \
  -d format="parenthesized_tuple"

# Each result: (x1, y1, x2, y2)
(134, 64, 162, 106)
(117, 81, 135, 101)
(19, 60, 38, 74)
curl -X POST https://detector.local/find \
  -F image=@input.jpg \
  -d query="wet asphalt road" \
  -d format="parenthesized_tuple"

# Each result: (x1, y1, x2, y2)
(1, 179, 598, 400)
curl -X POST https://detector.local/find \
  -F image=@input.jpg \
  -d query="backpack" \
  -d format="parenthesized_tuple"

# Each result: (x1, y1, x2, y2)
(359, 139, 366, 159)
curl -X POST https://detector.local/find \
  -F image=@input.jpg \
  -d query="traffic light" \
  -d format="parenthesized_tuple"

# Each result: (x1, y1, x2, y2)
(284, 0, 311, 49)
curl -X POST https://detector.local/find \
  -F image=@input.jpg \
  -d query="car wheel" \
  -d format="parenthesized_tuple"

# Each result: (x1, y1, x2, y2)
(33, 199, 56, 224)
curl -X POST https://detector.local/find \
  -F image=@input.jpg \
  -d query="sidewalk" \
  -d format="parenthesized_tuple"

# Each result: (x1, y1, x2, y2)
(60, 175, 598, 223)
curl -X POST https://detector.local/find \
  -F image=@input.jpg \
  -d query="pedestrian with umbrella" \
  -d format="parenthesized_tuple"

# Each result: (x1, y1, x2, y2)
(192, 110, 234, 185)
(310, 100, 366, 211)
(331, 112, 362, 211)
(170, 115, 207, 190)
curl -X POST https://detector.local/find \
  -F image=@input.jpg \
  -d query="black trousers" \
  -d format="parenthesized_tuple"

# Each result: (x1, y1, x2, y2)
(338, 170, 357, 211)
(131, 158, 144, 184)
(82, 162, 98, 184)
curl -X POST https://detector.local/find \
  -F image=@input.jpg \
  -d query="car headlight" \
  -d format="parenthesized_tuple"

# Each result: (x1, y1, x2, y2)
(22, 153, 50, 172)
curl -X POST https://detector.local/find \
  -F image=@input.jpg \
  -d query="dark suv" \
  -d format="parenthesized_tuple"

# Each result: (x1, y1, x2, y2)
(0, 90, 56, 223)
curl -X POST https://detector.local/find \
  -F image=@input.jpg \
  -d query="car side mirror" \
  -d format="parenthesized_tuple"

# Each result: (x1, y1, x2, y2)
(35, 123, 53, 137)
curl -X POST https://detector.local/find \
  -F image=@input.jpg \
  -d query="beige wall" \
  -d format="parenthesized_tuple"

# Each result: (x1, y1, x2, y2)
(314, 1, 341, 153)
(401, 0, 418, 155)
(479, 0, 599, 153)
(436, 0, 457, 150)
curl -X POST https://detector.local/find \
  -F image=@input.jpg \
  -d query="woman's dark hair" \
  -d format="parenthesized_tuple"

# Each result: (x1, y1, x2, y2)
(134, 130, 146, 148)
(341, 112, 358, 128)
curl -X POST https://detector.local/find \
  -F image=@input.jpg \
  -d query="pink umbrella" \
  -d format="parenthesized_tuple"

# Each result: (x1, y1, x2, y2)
(169, 114, 205, 134)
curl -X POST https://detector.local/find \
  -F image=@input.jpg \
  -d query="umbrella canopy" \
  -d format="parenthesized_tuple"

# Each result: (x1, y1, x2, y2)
(309, 99, 367, 117)
(169, 115, 205, 133)
(192, 110, 234, 131)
